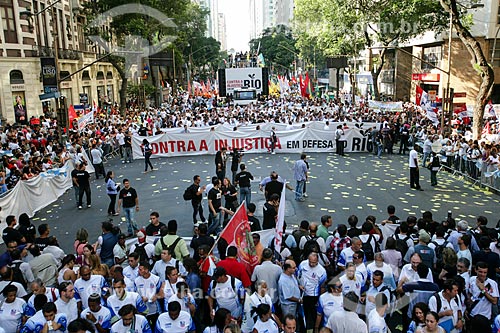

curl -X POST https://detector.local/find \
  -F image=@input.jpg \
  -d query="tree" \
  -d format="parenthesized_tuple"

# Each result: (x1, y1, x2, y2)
(249, 25, 297, 74)
(83, 0, 209, 113)
(439, 0, 494, 139)
(294, 0, 447, 99)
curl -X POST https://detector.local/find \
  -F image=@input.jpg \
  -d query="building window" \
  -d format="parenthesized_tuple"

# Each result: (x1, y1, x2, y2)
(96, 71, 105, 80)
(0, 0, 17, 44)
(421, 45, 442, 71)
(82, 70, 91, 80)
(490, 40, 500, 67)
(10, 70, 24, 84)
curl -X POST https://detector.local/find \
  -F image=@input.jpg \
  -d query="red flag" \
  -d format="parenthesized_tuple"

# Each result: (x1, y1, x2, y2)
(305, 72, 312, 99)
(482, 121, 491, 135)
(416, 85, 423, 105)
(219, 203, 259, 276)
(299, 74, 306, 97)
(187, 81, 192, 96)
(68, 105, 77, 129)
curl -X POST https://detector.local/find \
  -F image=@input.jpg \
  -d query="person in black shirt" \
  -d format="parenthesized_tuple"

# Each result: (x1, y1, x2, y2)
(118, 178, 139, 237)
(263, 193, 279, 230)
(145, 211, 166, 236)
(35, 223, 53, 251)
(215, 147, 227, 181)
(73, 163, 91, 209)
(189, 175, 206, 224)
(229, 148, 243, 184)
(264, 174, 284, 201)
(142, 138, 154, 173)
(207, 178, 222, 235)
(247, 203, 261, 232)
(70, 164, 80, 206)
(235, 163, 254, 208)
(18, 213, 36, 243)
(123, 131, 133, 163)
(2, 215, 25, 244)
(190, 223, 215, 262)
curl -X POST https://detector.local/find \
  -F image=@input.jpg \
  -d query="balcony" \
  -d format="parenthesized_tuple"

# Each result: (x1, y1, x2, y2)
(30, 46, 82, 60)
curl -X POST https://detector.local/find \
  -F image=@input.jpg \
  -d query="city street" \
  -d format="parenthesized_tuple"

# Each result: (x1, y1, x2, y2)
(29, 151, 500, 253)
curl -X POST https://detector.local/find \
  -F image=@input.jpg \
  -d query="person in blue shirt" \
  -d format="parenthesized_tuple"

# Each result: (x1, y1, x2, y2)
(21, 302, 67, 333)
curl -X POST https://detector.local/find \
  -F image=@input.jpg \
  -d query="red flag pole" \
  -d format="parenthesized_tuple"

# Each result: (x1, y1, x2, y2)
(207, 202, 246, 256)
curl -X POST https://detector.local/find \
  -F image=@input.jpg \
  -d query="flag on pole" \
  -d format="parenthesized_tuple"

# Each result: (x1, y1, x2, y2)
(274, 179, 286, 251)
(219, 203, 259, 276)
(416, 85, 423, 105)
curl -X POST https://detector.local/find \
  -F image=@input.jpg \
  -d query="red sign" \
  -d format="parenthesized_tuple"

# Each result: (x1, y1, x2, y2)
(412, 73, 440, 82)
(454, 92, 466, 98)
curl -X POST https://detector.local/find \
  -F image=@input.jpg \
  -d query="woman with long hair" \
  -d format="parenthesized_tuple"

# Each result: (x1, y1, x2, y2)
(203, 308, 232, 333)
(76, 243, 94, 267)
(89, 253, 109, 279)
(416, 311, 445, 333)
(407, 302, 429, 333)
(105, 170, 120, 216)
(142, 138, 154, 173)
(58, 254, 77, 284)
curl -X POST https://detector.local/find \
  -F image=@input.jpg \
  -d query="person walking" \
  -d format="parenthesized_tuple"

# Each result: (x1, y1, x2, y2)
(428, 152, 441, 186)
(117, 179, 139, 237)
(293, 153, 308, 201)
(90, 142, 106, 179)
(215, 147, 227, 181)
(142, 139, 154, 173)
(122, 131, 133, 163)
(409, 145, 423, 191)
(335, 125, 345, 156)
(105, 171, 120, 216)
(74, 163, 91, 209)
(187, 175, 206, 225)
(235, 163, 253, 207)
(270, 127, 277, 154)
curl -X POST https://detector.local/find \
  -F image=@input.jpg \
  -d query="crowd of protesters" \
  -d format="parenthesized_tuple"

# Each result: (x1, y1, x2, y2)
(0, 93, 499, 332)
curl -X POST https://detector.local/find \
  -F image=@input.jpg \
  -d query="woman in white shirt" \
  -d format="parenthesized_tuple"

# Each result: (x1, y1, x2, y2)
(0, 285, 27, 333)
(252, 304, 279, 333)
(162, 266, 184, 311)
(243, 280, 280, 333)
(203, 308, 232, 333)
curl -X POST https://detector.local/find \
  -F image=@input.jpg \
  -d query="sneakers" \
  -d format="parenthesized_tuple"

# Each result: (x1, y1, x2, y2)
(303, 193, 308, 198)
(87, 204, 91, 208)
(271, 152, 276, 155)
(112, 213, 120, 216)
(78, 206, 82, 209)
(295, 198, 305, 202)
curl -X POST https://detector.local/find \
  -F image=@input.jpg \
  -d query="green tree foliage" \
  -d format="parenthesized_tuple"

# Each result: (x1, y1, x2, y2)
(250, 25, 297, 74)
(294, 0, 448, 99)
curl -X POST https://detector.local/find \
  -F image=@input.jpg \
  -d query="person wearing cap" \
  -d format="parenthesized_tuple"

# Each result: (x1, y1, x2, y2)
(207, 267, 245, 320)
(80, 293, 112, 332)
(129, 230, 155, 264)
(404, 230, 435, 270)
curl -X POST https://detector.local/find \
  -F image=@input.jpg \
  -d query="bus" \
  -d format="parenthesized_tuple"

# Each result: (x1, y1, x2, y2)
(233, 87, 258, 106)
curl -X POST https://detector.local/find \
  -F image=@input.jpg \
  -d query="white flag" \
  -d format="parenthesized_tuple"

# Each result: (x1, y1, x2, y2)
(274, 180, 286, 250)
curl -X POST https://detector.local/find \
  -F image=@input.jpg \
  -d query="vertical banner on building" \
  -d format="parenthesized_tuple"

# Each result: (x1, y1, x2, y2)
(13, 93, 27, 124)
(41, 57, 58, 93)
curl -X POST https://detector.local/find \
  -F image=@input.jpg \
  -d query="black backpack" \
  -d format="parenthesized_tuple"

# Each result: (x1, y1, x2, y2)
(160, 236, 182, 259)
(392, 234, 411, 258)
(134, 243, 149, 263)
(361, 234, 376, 261)
(10, 262, 28, 289)
(183, 185, 194, 201)
(432, 240, 448, 269)
(302, 236, 321, 260)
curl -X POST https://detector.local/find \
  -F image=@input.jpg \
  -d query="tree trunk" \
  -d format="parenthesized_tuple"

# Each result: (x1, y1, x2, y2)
(440, 0, 494, 139)
(107, 56, 128, 116)
(371, 48, 386, 101)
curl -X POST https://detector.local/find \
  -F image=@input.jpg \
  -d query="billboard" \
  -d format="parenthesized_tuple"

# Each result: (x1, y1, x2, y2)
(218, 68, 268, 96)
(41, 57, 58, 93)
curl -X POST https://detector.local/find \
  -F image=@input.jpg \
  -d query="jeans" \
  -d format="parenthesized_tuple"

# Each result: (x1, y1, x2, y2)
(430, 171, 438, 186)
(377, 143, 383, 157)
(144, 152, 153, 171)
(208, 211, 222, 235)
(102, 257, 114, 268)
(108, 194, 117, 214)
(295, 180, 305, 200)
(93, 163, 106, 179)
(281, 303, 298, 317)
(123, 146, 132, 162)
(73, 185, 79, 204)
(192, 200, 206, 223)
(422, 151, 431, 166)
(410, 167, 421, 189)
(239, 187, 251, 207)
(123, 206, 138, 234)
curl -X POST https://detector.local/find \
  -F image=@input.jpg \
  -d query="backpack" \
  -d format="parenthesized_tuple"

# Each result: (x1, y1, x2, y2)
(160, 236, 182, 259)
(183, 185, 194, 201)
(210, 275, 236, 298)
(302, 236, 321, 260)
(392, 234, 411, 258)
(432, 240, 448, 270)
(361, 234, 376, 261)
(10, 262, 28, 289)
(134, 243, 149, 263)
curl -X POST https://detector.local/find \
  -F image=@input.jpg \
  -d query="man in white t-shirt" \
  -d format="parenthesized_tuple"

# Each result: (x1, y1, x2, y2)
(207, 267, 245, 320)
(467, 261, 499, 331)
(428, 279, 463, 332)
(409, 145, 423, 191)
(110, 304, 151, 333)
(367, 293, 389, 333)
(155, 301, 194, 333)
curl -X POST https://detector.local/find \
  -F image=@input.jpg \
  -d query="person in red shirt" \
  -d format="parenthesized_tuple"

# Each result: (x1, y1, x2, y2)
(197, 244, 219, 293)
(216, 245, 251, 288)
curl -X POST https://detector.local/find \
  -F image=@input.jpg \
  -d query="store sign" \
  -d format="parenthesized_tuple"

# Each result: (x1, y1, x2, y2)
(411, 73, 440, 82)
(41, 57, 58, 92)
(11, 84, 25, 91)
(60, 82, 71, 88)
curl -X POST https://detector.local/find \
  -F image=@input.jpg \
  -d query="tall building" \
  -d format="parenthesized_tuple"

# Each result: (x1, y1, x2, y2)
(263, 0, 276, 31)
(249, 0, 264, 40)
(275, 0, 294, 27)
(194, 0, 219, 41)
(217, 13, 227, 51)
(0, 0, 121, 123)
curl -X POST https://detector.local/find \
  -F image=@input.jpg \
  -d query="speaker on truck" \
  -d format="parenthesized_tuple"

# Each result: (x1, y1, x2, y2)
(261, 67, 269, 96)
(218, 69, 226, 97)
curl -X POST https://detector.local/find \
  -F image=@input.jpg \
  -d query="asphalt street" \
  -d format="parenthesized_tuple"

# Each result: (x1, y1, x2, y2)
(25, 151, 500, 254)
